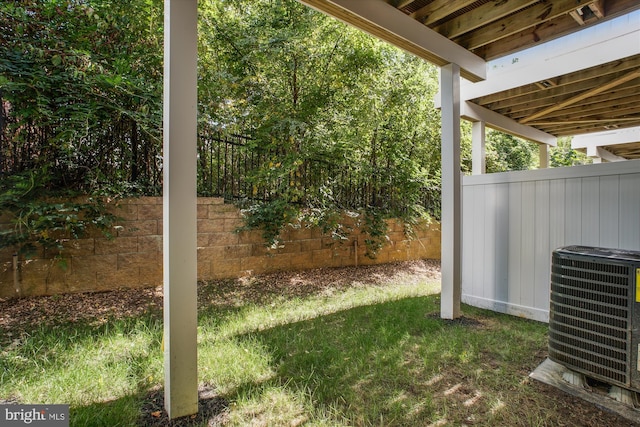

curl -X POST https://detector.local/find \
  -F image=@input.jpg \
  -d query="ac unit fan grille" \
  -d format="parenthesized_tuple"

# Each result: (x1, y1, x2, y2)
(549, 253, 631, 386)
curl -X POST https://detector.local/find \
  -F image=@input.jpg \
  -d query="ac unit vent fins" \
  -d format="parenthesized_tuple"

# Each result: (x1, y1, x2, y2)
(549, 251, 631, 387)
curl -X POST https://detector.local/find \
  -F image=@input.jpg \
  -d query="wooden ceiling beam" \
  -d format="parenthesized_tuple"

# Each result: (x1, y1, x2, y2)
(488, 80, 640, 116)
(455, 0, 607, 51)
(529, 118, 640, 126)
(515, 92, 640, 121)
(432, 0, 540, 39)
(410, 0, 477, 26)
(394, 0, 416, 10)
(521, 69, 640, 123)
(509, 94, 640, 123)
(472, 0, 640, 60)
(473, 55, 640, 106)
(526, 109, 640, 129)
(537, 118, 640, 136)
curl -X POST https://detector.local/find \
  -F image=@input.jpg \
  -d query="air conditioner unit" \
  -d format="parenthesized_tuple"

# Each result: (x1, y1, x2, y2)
(549, 246, 640, 393)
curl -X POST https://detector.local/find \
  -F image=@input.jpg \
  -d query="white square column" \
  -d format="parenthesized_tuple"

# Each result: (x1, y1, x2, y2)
(163, 0, 199, 418)
(440, 64, 462, 319)
(472, 121, 486, 175)
(539, 144, 549, 169)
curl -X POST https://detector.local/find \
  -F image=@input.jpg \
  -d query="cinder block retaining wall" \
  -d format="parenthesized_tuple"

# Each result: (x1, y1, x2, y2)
(0, 197, 441, 298)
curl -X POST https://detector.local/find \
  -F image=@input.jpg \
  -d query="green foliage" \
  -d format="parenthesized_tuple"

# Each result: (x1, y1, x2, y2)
(550, 136, 591, 167)
(358, 207, 387, 259)
(0, 170, 119, 257)
(485, 130, 538, 173)
(0, 0, 162, 255)
(1, 0, 444, 257)
(200, 0, 442, 255)
(238, 199, 299, 249)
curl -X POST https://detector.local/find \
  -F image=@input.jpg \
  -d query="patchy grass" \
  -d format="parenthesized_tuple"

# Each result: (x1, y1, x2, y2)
(0, 261, 634, 426)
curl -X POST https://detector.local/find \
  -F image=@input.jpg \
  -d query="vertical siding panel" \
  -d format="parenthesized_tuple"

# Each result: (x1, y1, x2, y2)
(483, 185, 497, 300)
(508, 182, 522, 306)
(619, 173, 640, 250)
(599, 175, 619, 249)
(520, 181, 536, 308)
(472, 185, 486, 299)
(565, 178, 582, 245)
(581, 176, 600, 246)
(549, 179, 566, 253)
(534, 180, 551, 312)
(494, 183, 509, 302)
(462, 184, 475, 296)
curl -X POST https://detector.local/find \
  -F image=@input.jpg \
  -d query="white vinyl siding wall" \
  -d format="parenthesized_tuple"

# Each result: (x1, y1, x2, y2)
(461, 161, 640, 322)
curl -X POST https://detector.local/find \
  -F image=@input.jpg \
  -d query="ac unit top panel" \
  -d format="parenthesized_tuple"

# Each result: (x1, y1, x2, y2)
(556, 246, 640, 264)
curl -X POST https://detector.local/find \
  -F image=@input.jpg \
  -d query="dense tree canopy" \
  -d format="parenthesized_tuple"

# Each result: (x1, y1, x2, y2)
(0, 0, 163, 255)
(1, 0, 587, 256)
(197, 0, 444, 250)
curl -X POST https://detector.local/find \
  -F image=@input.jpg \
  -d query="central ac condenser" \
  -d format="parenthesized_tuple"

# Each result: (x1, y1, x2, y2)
(549, 246, 640, 392)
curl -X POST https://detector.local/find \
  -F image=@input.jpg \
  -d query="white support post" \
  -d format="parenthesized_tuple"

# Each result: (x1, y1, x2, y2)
(472, 121, 486, 175)
(440, 64, 462, 319)
(163, 0, 199, 419)
(539, 144, 549, 169)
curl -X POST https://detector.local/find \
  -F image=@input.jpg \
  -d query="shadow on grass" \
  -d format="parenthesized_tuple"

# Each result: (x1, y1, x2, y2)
(213, 294, 549, 426)
(7, 285, 628, 426)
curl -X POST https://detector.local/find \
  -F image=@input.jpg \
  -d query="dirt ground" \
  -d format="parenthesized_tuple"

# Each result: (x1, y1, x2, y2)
(1, 260, 638, 426)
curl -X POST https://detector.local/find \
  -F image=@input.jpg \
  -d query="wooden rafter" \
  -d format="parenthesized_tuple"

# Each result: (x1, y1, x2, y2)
(410, 0, 478, 26)
(528, 118, 640, 126)
(520, 69, 640, 124)
(454, 0, 606, 51)
(432, 0, 540, 39)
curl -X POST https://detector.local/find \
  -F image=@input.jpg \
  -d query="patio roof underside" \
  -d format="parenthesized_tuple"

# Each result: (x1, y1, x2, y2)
(300, 0, 640, 159)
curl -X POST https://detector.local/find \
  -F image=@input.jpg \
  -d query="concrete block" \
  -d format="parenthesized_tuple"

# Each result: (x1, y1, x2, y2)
(117, 220, 158, 237)
(197, 204, 209, 219)
(388, 249, 409, 262)
(225, 244, 252, 259)
(61, 239, 96, 257)
(288, 253, 316, 271)
(138, 235, 162, 253)
(138, 203, 162, 220)
(212, 258, 242, 277)
(96, 267, 140, 290)
(95, 236, 138, 255)
(266, 254, 292, 271)
(72, 254, 118, 276)
(299, 239, 323, 252)
(276, 241, 301, 255)
(197, 197, 224, 206)
(197, 218, 226, 233)
(289, 227, 313, 240)
(139, 266, 162, 287)
(251, 244, 270, 257)
(238, 230, 264, 245)
(197, 259, 212, 280)
(113, 203, 138, 221)
(197, 246, 225, 262)
(223, 218, 244, 232)
(240, 256, 269, 275)
(118, 252, 161, 270)
(210, 231, 241, 246)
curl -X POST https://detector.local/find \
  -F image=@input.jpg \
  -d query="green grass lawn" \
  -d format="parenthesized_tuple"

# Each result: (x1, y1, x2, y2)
(0, 264, 627, 426)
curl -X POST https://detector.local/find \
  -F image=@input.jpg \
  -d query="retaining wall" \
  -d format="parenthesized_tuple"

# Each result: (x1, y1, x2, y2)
(0, 197, 441, 298)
